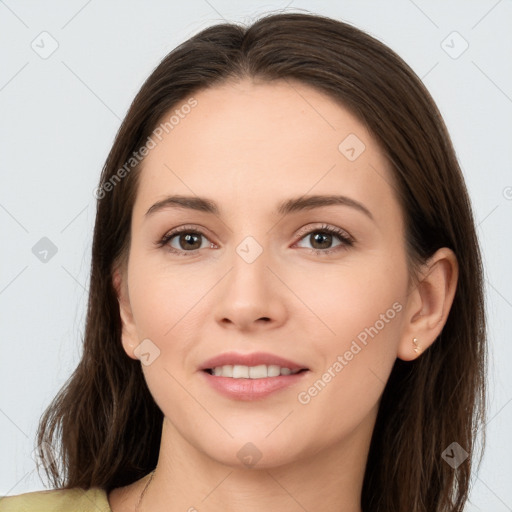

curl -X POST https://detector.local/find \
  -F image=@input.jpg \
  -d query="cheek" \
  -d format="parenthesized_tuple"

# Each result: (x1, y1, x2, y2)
(124, 257, 203, 396)
(127, 248, 204, 338)
(292, 254, 407, 410)
(126, 267, 205, 417)
(293, 250, 406, 348)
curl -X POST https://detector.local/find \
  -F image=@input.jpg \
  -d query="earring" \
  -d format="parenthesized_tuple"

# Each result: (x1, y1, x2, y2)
(413, 338, 421, 354)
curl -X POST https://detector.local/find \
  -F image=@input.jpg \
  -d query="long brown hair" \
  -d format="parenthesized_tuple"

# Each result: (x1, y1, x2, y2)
(35, 12, 487, 511)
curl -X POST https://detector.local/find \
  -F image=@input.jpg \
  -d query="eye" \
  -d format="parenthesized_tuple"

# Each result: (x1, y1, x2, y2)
(156, 223, 354, 257)
(294, 224, 354, 256)
(157, 225, 215, 256)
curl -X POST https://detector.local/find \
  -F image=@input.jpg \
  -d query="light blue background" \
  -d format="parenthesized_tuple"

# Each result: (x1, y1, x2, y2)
(1, 1, 511, 510)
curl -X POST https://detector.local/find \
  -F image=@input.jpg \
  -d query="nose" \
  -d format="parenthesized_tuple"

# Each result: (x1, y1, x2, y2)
(212, 240, 288, 332)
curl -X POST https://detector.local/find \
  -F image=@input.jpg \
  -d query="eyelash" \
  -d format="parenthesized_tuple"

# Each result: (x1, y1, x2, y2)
(156, 224, 354, 257)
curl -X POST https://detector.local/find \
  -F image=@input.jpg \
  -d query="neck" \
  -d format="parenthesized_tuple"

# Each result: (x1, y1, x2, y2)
(133, 412, 374, 512)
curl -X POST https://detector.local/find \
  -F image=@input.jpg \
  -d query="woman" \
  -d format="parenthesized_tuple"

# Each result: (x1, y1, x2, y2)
(1, 11, 486, 512)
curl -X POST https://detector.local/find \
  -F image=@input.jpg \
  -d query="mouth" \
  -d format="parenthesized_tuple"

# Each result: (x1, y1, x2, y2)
(199, 351, 310, 378)
(203, 365, 309, 379)
(199, 351, 310, 399)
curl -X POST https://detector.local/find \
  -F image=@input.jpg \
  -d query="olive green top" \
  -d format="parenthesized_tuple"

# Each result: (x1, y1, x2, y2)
(0, 487, 112, 511)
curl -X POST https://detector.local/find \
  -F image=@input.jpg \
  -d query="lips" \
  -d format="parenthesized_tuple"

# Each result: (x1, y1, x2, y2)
(199, 351, 310, 400)
(199, 351, 309, 373)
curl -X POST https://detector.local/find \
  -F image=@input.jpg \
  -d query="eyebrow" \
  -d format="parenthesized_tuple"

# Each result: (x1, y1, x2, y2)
(145, 194, 374, 220)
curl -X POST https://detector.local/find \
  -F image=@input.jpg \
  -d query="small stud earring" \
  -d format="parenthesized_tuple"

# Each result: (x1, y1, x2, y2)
(413, 338, 421, 354)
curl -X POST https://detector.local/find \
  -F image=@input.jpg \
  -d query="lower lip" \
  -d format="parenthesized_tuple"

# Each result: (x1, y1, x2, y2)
(200, 370, 309, 400)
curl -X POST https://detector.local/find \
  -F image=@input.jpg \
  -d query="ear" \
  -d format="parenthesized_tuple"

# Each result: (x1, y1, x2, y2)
(113, 268, 139, 360)
(397, 247, 458, 361)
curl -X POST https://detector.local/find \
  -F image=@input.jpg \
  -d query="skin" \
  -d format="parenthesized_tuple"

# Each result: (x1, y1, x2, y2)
(108, 78, 458, 512)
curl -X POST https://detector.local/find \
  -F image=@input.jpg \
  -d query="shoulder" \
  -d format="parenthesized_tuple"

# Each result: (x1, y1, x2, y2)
(0, 487, 111, 512)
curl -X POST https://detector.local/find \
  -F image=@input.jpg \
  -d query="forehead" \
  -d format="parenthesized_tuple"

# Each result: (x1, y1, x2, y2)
(133, 78, 399, 224)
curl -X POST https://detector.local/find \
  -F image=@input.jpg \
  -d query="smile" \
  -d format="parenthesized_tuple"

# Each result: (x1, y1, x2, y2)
(204, 364, 306, 379)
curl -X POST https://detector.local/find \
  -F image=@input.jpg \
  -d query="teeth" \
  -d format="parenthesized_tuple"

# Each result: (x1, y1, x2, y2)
(267, 365, 281, 377)
(233, 365, 249, 378)
(209, 364, 302, 379)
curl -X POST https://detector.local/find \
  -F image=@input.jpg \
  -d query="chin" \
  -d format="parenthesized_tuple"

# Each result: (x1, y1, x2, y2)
(193, 429, 314, 471)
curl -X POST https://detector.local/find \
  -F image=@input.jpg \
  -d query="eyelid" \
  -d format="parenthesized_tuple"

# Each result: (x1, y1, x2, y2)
(294, 223, 354, 244)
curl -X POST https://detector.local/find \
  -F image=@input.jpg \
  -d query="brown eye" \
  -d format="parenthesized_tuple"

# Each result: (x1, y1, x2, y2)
(309, 232, 334, 250)
(175, 232, 202, 251)
(158, 228, 213, 255)
(295, 225, 354, 256)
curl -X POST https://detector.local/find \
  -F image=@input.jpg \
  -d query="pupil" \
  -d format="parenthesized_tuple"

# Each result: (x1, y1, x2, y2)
(313, 233, 331, 249)
(182, 233, 200, 249)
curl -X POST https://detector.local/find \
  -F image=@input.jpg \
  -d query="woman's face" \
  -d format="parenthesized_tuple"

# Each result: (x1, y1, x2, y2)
(118, 78, 412, 468)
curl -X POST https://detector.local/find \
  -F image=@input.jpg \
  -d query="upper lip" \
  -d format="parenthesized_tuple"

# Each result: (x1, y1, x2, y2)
(199, 352, 309, 372)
